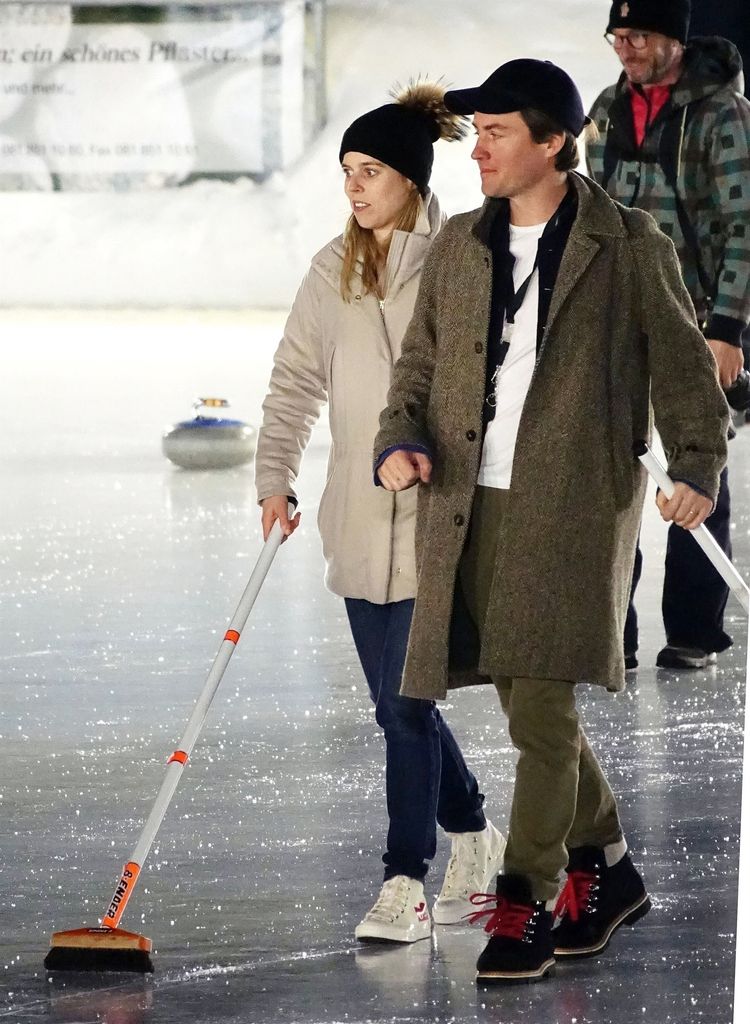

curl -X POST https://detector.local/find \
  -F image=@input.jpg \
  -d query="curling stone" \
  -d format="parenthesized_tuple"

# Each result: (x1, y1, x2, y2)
(162, 398, 256, 470)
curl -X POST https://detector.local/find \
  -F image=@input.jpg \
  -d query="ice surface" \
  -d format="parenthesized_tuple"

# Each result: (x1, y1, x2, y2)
(0, 313, 748, 1023)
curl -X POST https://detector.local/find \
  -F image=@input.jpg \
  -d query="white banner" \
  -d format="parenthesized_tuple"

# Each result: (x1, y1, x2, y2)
(0, 3, 305, 183)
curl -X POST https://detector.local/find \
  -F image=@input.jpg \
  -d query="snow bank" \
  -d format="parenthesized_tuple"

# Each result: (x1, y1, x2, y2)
(0, 0, 616, 310)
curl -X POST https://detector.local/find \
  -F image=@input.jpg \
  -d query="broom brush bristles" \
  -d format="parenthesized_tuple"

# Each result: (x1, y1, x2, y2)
(44, 946, 154, 973)
(45, 927, 154, 974)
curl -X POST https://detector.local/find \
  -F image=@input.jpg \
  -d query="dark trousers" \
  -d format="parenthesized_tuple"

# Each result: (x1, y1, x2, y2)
(345, 597, 486, 882)
(625, 467, 732, 655)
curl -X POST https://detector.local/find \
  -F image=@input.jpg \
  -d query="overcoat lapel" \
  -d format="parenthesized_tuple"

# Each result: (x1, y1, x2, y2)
(543, 233, 600, 339)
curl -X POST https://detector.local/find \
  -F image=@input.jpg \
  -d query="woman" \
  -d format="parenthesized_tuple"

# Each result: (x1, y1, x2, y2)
(254, 83, 505, 944)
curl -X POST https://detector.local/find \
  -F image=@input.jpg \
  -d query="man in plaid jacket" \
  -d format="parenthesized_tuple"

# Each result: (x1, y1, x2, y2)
(587, 0, 750, 670)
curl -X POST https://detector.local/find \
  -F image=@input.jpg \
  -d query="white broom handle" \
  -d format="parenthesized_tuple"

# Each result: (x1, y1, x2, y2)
(132, 518, 285, 862)
(102, 515, 287, 928)
(635, 443, 750, 615)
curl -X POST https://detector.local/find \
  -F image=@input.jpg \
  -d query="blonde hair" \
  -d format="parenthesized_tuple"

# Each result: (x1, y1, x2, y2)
(340, 187, 422, 301)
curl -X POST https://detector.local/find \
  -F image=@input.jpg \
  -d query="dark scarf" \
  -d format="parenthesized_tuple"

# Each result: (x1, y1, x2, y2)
(481, 186, 578, 425)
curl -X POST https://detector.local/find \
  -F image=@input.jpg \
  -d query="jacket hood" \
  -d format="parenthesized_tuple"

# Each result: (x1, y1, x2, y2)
(311, 190, 443, 292)
(673, 35, 744, 105)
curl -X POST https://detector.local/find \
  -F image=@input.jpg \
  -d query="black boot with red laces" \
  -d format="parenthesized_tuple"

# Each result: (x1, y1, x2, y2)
(553, 845, 651, 958)
(471, 874, 555, 985)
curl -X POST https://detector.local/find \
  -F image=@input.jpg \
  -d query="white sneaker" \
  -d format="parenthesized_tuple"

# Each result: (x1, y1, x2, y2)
(433, 819, 507, 925)
(355, 876, 432, 944)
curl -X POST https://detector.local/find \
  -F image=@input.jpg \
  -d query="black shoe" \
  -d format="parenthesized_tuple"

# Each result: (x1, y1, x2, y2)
(553, 846, 651, 959)
(624, 653, 638, 671)
(656, 645, 717, 669)
(471, 874, 555, 985)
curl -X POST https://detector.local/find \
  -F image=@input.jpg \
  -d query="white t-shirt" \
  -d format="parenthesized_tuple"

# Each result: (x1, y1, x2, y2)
(478, 220, 547, 490)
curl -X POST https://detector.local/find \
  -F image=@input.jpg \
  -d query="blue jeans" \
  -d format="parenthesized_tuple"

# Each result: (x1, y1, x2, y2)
(345, 598, 486, 882)
(625, 466, 733, 656)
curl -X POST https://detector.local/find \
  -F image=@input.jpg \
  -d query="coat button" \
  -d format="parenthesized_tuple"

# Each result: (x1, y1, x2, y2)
(466, 429, 476, 441)
(454, 514, 464, 526)
(475, 342, 483, 354)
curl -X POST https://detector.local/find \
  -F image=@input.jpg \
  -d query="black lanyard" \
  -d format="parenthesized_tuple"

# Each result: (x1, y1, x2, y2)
(487, 253, 540, 405)
(482, 186, 577, 426)
(505, 250, 540, 327)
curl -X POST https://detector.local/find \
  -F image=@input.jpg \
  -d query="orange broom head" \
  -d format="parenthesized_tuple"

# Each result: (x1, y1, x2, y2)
(44, 927, 154, 973)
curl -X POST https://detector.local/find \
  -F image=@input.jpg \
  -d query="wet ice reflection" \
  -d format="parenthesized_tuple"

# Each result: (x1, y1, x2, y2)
(1, 322, 748, 1024)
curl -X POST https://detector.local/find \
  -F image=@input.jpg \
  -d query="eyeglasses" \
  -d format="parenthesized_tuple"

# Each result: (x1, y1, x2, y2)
(604, 30, 651, 50)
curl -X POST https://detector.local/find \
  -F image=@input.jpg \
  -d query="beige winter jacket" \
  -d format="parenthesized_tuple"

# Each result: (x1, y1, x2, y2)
(255, 193, 444, 604)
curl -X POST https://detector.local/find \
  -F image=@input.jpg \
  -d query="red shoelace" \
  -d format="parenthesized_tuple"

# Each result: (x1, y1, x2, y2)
(467, 892, 536, 939)
(553, 869, 598, 923)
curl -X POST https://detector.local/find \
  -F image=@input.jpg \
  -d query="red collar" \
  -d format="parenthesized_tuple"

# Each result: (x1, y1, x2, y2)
(628, 82, 672, 146)
(627, 81, 672, 104)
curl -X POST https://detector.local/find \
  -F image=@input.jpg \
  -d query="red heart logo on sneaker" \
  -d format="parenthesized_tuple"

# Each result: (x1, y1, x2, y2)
(414, 902, 426, 913)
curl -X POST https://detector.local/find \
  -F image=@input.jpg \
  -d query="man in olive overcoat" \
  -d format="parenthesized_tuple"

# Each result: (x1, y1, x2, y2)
(374, 59, 728, 985)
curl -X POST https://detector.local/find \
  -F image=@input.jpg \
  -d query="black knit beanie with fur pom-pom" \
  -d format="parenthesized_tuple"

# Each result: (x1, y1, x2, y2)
(339, 81, 468, 195)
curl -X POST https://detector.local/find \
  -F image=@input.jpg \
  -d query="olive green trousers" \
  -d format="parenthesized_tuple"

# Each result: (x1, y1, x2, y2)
(459, 485, 624, 902)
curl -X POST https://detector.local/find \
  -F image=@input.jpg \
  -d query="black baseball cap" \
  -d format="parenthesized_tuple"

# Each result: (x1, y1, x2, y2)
(444, 58, 589, 137)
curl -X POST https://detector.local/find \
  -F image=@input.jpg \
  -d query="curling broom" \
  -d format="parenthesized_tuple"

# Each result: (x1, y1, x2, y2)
(44, 517, 287, 972)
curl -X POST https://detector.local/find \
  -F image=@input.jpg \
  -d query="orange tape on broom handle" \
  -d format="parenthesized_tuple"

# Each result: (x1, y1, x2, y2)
(97, 519, 286, 930)
(102, 861, 142, 929)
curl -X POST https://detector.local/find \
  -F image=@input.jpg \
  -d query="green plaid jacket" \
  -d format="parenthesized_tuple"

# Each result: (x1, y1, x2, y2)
(587, 37, 750, 345)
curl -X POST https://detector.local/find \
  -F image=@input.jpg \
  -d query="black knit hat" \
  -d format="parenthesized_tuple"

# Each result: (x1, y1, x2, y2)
(444, 59, 588, 137)
(339, 82, 468, 196)
(607, 0, 691, 44)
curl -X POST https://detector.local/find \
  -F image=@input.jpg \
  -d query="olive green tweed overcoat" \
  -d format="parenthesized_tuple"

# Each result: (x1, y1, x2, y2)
(373, 173, 729, 698)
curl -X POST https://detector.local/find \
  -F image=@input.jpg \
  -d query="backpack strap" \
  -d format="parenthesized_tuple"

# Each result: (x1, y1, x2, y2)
(602, 93, 715, 315)
(657, 101, 715, 310)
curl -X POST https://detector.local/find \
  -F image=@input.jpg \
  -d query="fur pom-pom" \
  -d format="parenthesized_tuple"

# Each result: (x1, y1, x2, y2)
(390, 77, 469, 142)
